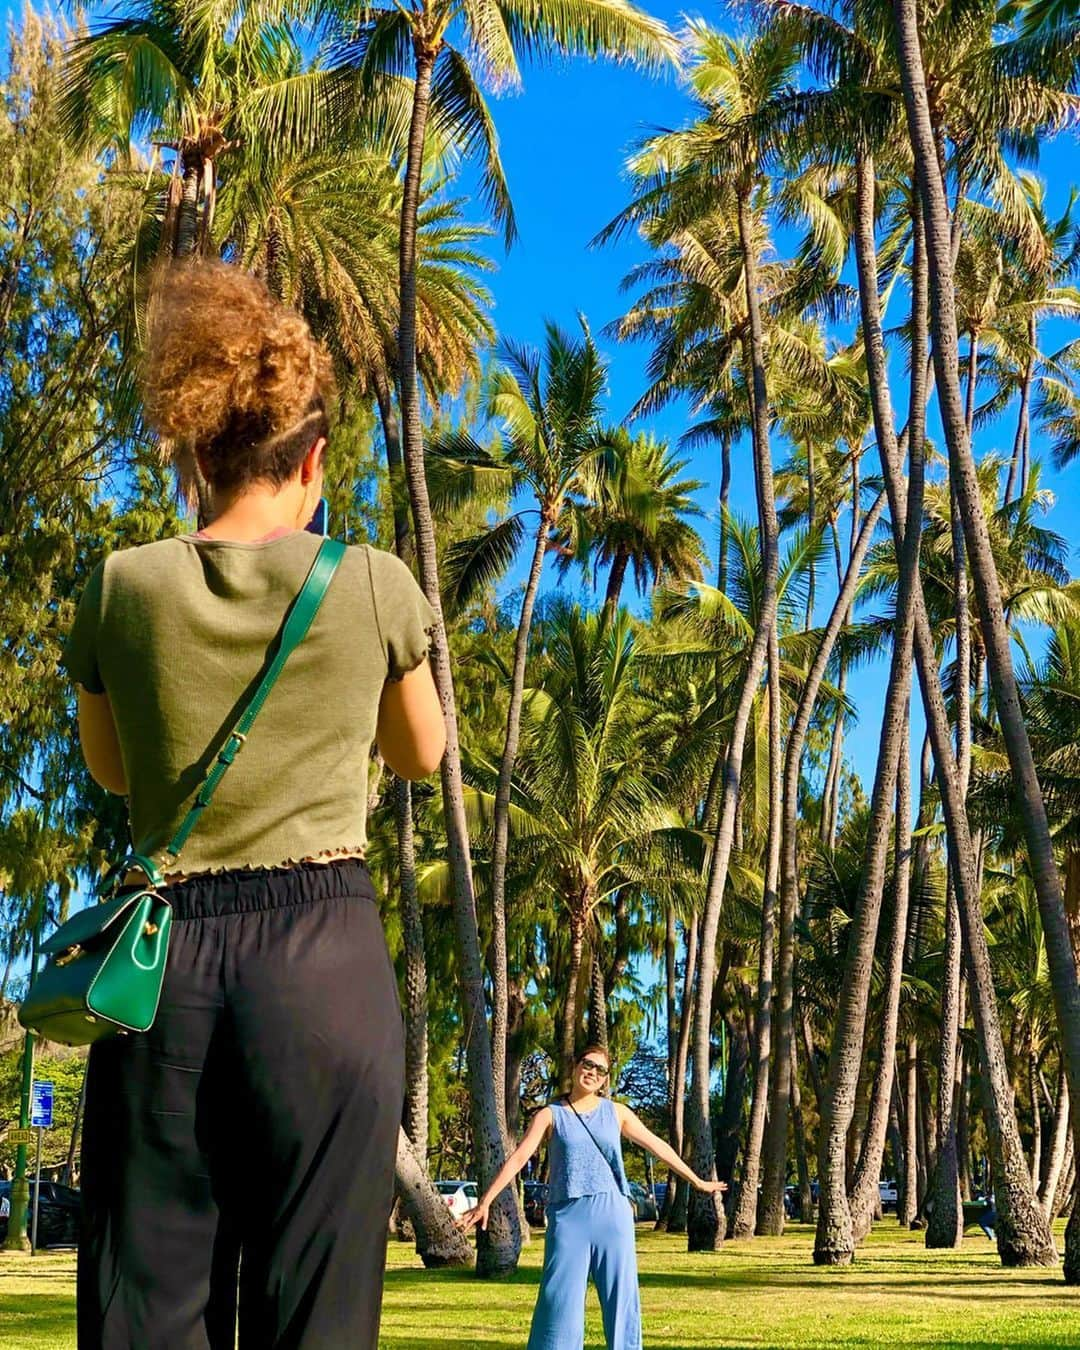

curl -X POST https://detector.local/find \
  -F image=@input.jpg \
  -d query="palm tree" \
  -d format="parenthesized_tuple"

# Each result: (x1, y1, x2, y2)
(891, 0, 1080, 1276)
(430, 318, 612, 1137)
(60, 0, 354, 258)
(328, 0, 677, 1277)
(555, 429, 706, 618)
(508, 604, 700, 1086)
(614, 22, 799, 1250)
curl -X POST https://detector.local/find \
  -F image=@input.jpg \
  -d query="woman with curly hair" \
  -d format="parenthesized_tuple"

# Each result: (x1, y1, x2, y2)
(65, 262, 445, 1350)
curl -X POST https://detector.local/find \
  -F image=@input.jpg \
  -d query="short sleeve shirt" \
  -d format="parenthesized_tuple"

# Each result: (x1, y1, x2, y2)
(62, 532, 437, 876)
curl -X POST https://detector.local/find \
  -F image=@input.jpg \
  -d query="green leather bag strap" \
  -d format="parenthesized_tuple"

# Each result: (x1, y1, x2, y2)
(158, 537, 346, 866)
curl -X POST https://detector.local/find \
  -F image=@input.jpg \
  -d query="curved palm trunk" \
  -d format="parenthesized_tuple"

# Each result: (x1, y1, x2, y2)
(490, 522, 550, 1139)
(791, 1036, 815, 1224)
(718, 438, 732, 593)
(813, 164, 926, 1267)
(395, 1127, 473, 1268)
(926, 441, 972, 1249)
(659, 918, 698, 1231)
(924, 880, 963, 1248)
(805, 441, 816, 629)
(398, 44, 518, 1276)
(850, 708, 914, 1241)
(604, 544, 631, 615)
(821, 464, 861, 848)
(687, 189, 781, 1252)
(856, 134, 1055, 1269)
(732, 632, 781, 1238)
(1004, 317, 1036, 507)
(560, 907, 589, 1088)
(894, 0, 1077, 1276)
(759, 490, 886, 1236)
(374, 367, 413, 566)
(1029, 1048, 1043, 1189)
(396, 776, 428, 1160)
(1041, 1068, 1070, 1218)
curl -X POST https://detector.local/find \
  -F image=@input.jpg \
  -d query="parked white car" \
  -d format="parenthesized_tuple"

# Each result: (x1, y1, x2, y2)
(436, 1180, 478, 1219)
(879, 1179, 898, 1212)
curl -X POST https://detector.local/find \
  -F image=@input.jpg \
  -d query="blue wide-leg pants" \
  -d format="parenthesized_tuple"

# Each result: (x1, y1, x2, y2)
(527, 1189, 642, 1350)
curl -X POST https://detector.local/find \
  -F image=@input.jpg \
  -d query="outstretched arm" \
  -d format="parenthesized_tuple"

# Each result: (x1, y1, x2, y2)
(459, 1107, 553, 1232)
(615, 1103, 726, 1194)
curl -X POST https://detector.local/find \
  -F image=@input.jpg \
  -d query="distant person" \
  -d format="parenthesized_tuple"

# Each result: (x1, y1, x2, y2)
(65, 261, 445, 1349)
(460, 1043, 726, 1350)
(979, 1197, 998, 1241)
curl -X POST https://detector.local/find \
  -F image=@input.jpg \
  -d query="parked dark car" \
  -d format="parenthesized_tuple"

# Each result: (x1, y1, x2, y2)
(0, 1180, 81, 1248)
(627, 1181, 658, 1223)
(523, 1180, 548, 1227)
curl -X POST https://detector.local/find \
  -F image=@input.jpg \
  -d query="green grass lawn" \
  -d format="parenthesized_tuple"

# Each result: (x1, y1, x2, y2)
(3, 1223, 1080, 1349)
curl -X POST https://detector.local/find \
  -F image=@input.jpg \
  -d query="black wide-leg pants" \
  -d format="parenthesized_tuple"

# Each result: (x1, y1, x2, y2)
(78, 860, 403, 1350)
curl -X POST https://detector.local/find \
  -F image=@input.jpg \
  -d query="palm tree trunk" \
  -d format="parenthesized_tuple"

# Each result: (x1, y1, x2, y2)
(1029, 1048, 1042, 1190)
(589, 949, 608, 1049)
(799, 1000, 824, 1108)
(759, 491, 886, 1236)
(925, 880, 964, 1248)
(398, 43, 518, 1276)
(850, 708, 914, 1241)
(805, 440, 816, 629)
(175, 153, 202, 258)
(821, 462, 861, 848)
(732, 631, 781, 1238)
(857, 125, 1056, 1269)
(687, 187, 781, 1252)
(374, 366, 413, 566)
(490, 521, 550, 1139)
(958, 1050, 973, 1201)
(604, 543, 631, 615)
(813, 165, 926, 1268)
(1041, 1067, 1070, 1218)
(1004, 317, 1035, 506)
(63, 1063, 88, 1187)
(899, 1040, 919, 1227)
(672, 918, 699, 1164)
(926, 416, 972, 1248)
(718, 437, 732, 593)
(397, 776, 429, 1160)
(561, 909, 589, 1088)
(965, 333, 979, 436)
(894, 0, 1078, 1276)
(395, 1127, 474, 1268)
(792, 1036, 815, 1224)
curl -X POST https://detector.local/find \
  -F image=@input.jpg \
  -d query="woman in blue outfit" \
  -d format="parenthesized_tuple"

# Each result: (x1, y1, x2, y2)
(461, 1043, 725, 1350)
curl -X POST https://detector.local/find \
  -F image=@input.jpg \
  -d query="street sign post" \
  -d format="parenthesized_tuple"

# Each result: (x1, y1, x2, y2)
(29, 1081, 53, 1254)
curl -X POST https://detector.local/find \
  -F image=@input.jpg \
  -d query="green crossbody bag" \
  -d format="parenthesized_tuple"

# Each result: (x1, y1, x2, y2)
(19, 537, 346, 1047)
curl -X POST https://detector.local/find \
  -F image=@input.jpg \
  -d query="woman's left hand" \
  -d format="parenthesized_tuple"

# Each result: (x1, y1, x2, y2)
(695, 1178, 728, 1194)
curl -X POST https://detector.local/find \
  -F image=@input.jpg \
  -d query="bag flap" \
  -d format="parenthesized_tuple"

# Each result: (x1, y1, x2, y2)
(40, 891, 153, 956)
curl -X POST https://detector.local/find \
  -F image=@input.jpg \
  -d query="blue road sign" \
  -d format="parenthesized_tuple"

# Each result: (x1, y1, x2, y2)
(30, 1080, 53, 1129)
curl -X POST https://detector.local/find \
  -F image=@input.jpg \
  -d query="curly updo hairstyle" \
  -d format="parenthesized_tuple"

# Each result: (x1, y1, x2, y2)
(143, 261, 337, 495)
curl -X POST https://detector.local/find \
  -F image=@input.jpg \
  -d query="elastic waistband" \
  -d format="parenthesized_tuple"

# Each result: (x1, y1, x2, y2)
(162, 859, 375, 920)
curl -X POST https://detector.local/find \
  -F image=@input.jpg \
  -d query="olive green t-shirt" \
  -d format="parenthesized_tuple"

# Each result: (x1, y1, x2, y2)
(62, 532, 438, 877)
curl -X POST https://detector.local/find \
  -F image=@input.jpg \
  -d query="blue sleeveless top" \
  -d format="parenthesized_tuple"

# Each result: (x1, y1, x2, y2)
(546, 1097, 632, 1206)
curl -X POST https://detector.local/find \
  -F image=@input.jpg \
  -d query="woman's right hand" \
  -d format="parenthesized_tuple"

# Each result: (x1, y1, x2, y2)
(458, 1198, 492, 1232)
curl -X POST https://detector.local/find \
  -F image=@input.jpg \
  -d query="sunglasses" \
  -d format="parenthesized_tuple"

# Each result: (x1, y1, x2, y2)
(579, 1058, 610, 1078)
